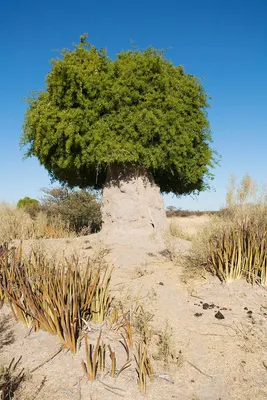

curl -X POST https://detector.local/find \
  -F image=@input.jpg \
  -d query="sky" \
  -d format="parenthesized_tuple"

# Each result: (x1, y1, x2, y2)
(1, 0, 266, 210)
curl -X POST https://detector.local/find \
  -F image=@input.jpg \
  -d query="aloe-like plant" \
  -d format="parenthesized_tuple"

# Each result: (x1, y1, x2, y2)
(81, 332, 105, 381)
(134, 340, 154, 394)
(209, 219, 267, 285)
(0, 245, 113, 354)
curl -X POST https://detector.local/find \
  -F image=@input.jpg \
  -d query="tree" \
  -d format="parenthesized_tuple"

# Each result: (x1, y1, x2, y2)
(21, 35, 217, 235)
(17, 196, 40, 218)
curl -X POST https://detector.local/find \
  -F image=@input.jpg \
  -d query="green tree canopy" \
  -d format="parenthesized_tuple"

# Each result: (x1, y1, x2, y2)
(17, 196, 39, 209)
(21, 35, 217, 195)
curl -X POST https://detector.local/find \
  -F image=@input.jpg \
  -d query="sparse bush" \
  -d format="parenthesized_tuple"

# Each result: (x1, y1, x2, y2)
(41, 187, 102, 234)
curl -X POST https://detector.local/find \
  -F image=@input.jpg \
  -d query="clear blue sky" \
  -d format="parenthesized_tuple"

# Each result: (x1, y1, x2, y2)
(1, 0, 266, 210)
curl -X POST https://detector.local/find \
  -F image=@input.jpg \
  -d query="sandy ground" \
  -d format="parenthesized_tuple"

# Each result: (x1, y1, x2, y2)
(1, 216, 267, 400)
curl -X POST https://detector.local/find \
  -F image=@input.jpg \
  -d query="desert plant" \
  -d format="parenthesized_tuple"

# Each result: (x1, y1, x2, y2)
(155, 321, 173, 365)
(191, 174, 267, 285)
(108, 345, 116, 377)
(0, 245, 113, 353)
(40, 187, 102, 234)
(90, 267, 113, 323)
(0, 357, 25, 400)
(134, 340, 154, 393)
(209, 219, 267, 284)
(81, 332, 105, 381)
(17, 197, 40, 218)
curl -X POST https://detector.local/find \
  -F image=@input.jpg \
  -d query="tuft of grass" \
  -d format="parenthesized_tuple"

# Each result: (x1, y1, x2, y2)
(169, 220, 192, 241)
(155, 321, 173, 366)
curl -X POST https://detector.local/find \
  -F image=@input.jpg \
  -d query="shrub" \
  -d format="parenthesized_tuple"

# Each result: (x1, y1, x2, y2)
(41, 187, 102, 234)
(17, 197, 40, 218)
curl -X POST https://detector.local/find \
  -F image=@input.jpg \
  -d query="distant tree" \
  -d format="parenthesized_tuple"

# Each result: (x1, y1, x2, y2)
(21, 35, 218, 234)
(17, 196, 40, 218)
(166, 206, 177, 211)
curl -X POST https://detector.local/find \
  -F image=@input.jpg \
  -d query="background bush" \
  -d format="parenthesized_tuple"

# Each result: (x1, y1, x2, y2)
(1, 187, 102, 241)
(40, 187, 102, 234)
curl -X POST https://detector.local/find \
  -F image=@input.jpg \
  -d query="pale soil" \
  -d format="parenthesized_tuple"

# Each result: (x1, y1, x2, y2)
(1, 216, 267, 400)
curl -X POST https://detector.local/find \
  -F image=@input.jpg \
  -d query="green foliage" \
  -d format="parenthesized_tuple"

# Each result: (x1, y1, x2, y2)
(17, 197, 39, 209)
(41, 187, 101, 233)
(17, 197, 40, 218)
(21, 35, 217, 196)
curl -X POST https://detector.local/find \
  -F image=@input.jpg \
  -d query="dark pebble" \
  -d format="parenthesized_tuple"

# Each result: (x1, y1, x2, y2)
(159, 282, 164, 286)
(194, 313, 203, 317)
(244, 307, 248, 310)
(247, 310, 253, 314)
(215, 311, 225, 320)
(202, 303, 210, 310)
(209, 304, 215, 309)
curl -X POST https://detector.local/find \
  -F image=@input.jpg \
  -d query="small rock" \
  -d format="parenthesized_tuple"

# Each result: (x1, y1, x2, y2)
(247, 310, 253, 314)
(209, 304, 215, 309)
(202, 303, 210, 309)
(194, 313, 203, 317)
(244, 307, 248, 310)
(215, 311, 225, 320)
(159, 282, 164, 286)
(220, 307, 228, 311)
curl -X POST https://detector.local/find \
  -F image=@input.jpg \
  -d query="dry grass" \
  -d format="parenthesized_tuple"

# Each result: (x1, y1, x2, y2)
(0, 203, 72, 242)
(168, 220, 192, 241)
(189, 174, 267, 285)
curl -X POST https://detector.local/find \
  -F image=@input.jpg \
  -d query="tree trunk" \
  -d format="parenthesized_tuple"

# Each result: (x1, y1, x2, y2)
(101, 164, 168, 237)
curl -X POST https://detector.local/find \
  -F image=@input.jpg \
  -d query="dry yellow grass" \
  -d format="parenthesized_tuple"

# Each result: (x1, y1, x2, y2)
(0, 203, 73, 242)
